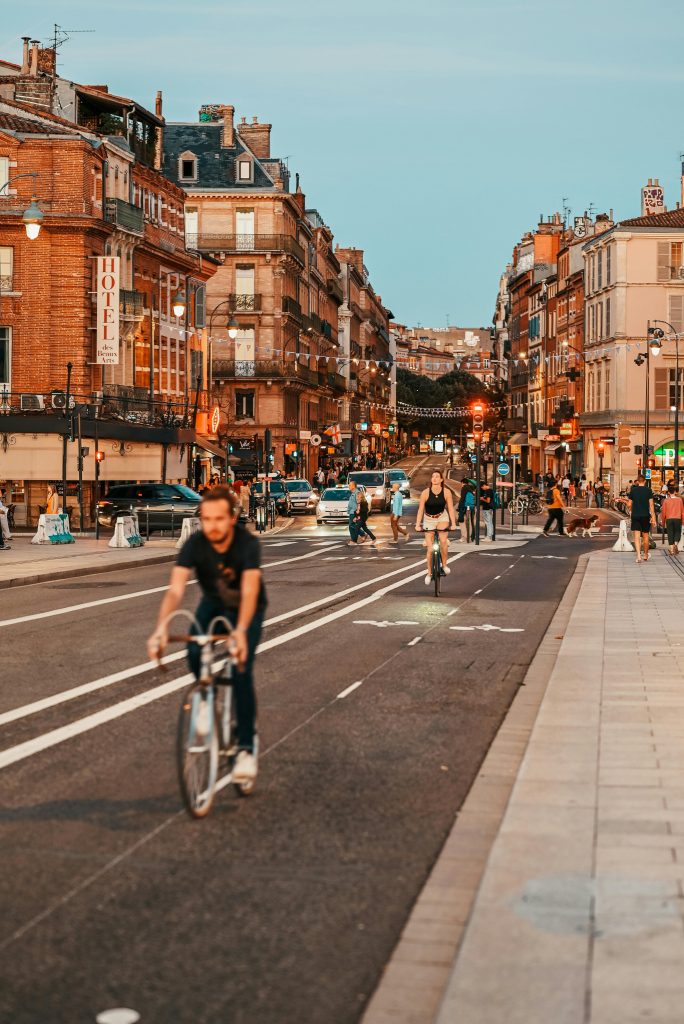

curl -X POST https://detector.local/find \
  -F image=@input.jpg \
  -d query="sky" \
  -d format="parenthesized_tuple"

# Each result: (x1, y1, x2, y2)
(3, 0, 684, 328)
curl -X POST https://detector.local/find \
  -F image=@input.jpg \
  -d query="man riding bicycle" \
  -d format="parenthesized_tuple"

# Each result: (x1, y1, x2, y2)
(147, 485, 265, 786)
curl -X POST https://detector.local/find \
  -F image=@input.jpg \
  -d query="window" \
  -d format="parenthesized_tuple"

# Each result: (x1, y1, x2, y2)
(591, 254, 596, 293)
(606, 244, 612, 284)
(604, 362, 610, 408)
(597, 250, 603, 290)
(179, 153, 198, 181)
(194, 286, 206, 328)
(597, 302, 603, 340)
(596, 364, 602, 410)
(235, 390, 255, 419)
(237, 159, 253, 182)
(0, 157, 8, 191)
(668, 294, 684, 334)
(605, 297, 611, 338)
(0, 326, 10, 386)
(189, 348, 203, 390)
(0, 247, 12, 291)
(658, 241, 684, 281)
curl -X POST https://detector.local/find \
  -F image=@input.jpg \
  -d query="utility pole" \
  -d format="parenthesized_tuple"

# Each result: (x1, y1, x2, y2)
(61, 361, 73, 514)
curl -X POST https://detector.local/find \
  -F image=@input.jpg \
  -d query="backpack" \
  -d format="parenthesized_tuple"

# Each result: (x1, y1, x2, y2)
(545, 487, 555, 506)
(494, 492, 501, 509)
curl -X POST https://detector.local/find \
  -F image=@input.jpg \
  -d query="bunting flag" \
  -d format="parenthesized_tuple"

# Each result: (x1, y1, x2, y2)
(324, 423, 342, 444)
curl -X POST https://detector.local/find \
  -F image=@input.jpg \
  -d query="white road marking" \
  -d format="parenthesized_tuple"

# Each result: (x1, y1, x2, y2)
(447, 609, 458, 616)
(494, 575, 501, 579)
(0, 545, 337, 630)
(0, 554, 466, 768)
(474, 589, 483, 594)
(531, 555, 568, 560)
(336, 680, 364, 699)
(352, 619, 419, 628)
(262, 541, 296, 547)
(96, 1010, 140, 1024)
(407, 636, 422, 646)
(450, 624, 524, 633)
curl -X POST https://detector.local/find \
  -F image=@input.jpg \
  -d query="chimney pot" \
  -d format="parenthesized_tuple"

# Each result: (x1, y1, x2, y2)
(29, 40, 39, 76)
(21, 36, 30, 74)
(252, 115, 258, 124)
(155, 90, 163, 117)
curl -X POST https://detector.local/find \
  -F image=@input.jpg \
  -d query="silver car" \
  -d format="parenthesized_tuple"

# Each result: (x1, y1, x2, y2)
(387, 468, 411, 499)
(347, 471, 391, 512)
(284, 478, 318, 514)
(316, 485, 366, 524)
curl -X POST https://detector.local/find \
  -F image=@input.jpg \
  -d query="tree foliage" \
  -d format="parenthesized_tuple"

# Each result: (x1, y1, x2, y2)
(397, 368, 504, 437)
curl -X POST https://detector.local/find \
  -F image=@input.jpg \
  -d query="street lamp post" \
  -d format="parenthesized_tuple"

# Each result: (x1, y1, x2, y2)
(0, 172, 44, 238)
(634, 323, 662, 477)
(649, 321, 680, 487)
(207, 299, 239, 399)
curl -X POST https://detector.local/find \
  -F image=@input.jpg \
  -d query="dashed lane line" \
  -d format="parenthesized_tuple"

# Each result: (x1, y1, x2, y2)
(336, 680, 364, 699)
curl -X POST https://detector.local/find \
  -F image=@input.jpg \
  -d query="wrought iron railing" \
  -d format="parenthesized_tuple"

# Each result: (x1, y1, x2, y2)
(282, 295, 302, 320)
(0, 275, 13, 292)
(229, 293, 261, 312)
(213, 359, 322, 386)
(187, 233, 305, 263)
(120, 289, 145, 320)
(0, 385, 198, 426)
(105, 198, 144, 235)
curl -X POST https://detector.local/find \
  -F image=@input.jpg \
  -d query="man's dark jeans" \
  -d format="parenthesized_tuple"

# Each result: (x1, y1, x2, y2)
(543, 508, 565, 535)
(187, 599, 264, 751)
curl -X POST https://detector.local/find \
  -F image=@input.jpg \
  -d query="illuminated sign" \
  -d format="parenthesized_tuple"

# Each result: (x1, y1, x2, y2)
(210, 405, 220, 434)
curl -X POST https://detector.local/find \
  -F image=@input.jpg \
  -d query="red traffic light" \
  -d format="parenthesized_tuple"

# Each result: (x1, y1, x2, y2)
(472, 402, 484, 433)
(95, 450, 105, 463)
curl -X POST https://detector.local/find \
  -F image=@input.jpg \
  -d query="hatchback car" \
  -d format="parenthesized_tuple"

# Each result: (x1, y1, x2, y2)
(252, 479, 292, 516)
(97, 483, 201, 533)
(386, 468, 411, 499)
(316, 485, 367, 524)
(347, 471, 391, 512)
(284, 479, 318, 514)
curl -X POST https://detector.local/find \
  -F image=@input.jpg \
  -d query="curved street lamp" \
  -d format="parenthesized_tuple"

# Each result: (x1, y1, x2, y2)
(634, 323, 663, 473)
(0, 173, 44, 239)
(172, 289, 186, 319)
(207, 298, 240, 398)
(648, 321, 680, 485)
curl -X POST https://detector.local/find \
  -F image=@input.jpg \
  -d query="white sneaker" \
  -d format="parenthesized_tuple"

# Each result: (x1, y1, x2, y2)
(196, 699, 211, 737)
(233, 749, 257, 784)
(444, 565, 451, 575)
(424, 573, 431, 585)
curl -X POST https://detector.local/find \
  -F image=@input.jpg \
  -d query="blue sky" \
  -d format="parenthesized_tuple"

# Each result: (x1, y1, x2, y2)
(3, 0, 684, 327)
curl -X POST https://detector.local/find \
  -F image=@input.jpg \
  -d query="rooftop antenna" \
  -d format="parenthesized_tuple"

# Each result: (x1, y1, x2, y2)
(50, 23, 96, 73)
(588, 201, 596, 220)
(561, 196, 571, 228)
(446, 313, 450, 328)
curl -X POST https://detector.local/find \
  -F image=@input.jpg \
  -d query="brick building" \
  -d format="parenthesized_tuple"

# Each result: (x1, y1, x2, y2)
(164, 105, 393, 474)
(0, 41, 215, 526)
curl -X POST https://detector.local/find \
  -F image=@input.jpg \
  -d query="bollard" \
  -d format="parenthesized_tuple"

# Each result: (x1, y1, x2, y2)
(612, 519, 634, 552)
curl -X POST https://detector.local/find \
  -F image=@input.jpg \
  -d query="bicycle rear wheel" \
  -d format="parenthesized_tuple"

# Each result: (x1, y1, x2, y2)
(433, 545, 442, 597)
(528, 498, 543, 514)
(177, 683, 218, 818)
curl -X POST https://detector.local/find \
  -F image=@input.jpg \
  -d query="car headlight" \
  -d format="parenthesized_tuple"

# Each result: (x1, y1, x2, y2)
(375, 488, 384, 496)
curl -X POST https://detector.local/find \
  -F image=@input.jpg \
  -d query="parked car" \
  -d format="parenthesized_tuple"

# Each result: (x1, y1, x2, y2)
(252, 479, 292, 516)
(386, 467, 411, 499)
(97, 483, 201, 533)
(284, 478, 319, 514)
(347, 471, 391, 512)
(316, 485, 368, 524)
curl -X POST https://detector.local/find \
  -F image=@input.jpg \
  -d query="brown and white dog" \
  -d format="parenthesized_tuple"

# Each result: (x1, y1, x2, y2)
(565, 514, 600, 538)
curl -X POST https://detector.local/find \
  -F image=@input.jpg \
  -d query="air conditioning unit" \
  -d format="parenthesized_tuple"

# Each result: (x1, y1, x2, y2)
(678, 266, 684, 280)
(50, 391, 75, 410)
(20, 393, 45, 411)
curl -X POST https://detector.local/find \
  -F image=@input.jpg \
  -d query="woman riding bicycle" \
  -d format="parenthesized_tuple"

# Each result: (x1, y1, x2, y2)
(415, 470, 457, 585)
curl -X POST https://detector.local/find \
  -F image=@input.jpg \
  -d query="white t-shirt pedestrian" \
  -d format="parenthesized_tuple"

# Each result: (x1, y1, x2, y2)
(562, 476, 571, 491)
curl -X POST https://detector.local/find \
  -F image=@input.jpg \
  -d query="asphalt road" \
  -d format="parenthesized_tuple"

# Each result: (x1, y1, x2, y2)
(0, 455, 614, 1024)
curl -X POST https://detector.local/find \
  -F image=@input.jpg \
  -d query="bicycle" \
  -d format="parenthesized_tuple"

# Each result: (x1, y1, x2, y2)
(509, 493, 543, 516)
(157, 611, 259, 818)
(418, 526, 450, 597)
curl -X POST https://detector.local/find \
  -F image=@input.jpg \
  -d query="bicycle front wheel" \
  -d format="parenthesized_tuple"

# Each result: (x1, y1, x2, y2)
(528, 498, 543, 515)
(433, 546, 442, 597)
(177, 683, 219, 818)
(509, 498, 524, 515)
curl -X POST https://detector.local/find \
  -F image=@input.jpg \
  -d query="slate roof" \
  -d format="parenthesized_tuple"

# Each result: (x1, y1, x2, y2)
(163, 122, 279, 191)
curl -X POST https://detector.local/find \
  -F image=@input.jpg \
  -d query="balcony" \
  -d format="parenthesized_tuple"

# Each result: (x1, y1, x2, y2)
(213, 359, 320, 386)
(327, 278, 344, 304)
(120, 289, 144, 321)
(105, 198, 144, 236)
(188, 233, 305, 264)
(229, 293, 262, 312)
(0, 274, 13, 293)
(321, 319, 333, 340)
(282, 295, 303, 322)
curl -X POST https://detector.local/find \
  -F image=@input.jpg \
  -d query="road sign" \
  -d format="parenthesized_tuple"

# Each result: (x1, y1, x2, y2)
(498, 462, 510, 476)
(360, 439, 370, 453)
(470, 454, 477, 463)
(644, 468, 652, 479)
(510, 444, 521, 455)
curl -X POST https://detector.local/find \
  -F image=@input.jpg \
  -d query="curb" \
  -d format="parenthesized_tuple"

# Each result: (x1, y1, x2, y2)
(361, 553, 591, 1024)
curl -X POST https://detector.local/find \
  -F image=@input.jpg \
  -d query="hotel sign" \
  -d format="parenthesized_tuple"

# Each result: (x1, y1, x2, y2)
(96, 256, 120, 365)
(560, 421, 574, 437)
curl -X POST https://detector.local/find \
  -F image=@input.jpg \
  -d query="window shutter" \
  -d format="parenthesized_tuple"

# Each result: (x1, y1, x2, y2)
(654, 367, 669, 410)
(668, 294, 684, 333)
(658, 242, 670, 282)
(605, 297, 611, 337)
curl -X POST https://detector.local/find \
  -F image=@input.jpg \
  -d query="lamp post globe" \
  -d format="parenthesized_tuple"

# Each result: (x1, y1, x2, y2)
(22, 198, 43, 240)
(172, 290, 186, 318)
(227, 317, 239, 340)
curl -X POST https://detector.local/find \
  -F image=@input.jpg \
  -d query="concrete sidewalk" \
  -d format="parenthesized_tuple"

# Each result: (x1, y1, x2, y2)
(364, 547, 684, 1024)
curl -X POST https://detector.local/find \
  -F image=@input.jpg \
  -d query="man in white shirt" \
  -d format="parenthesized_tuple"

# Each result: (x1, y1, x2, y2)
(0, 496, 11, 548)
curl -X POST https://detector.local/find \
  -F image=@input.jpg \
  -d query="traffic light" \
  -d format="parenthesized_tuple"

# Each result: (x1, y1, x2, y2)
(648, 457, 656, 469)
(472, 402, 484, 442)
(95, 450, 105, 463)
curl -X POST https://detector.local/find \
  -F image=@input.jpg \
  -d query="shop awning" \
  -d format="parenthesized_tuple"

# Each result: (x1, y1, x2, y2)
(544, 443, 565, 455)
(508, 432, 528, 445)
(194, 437, 226, 460)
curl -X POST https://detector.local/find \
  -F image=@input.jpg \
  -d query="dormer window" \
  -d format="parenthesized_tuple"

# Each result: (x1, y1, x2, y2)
(178, 151, 198, 183)
(237, 157, 253, 183)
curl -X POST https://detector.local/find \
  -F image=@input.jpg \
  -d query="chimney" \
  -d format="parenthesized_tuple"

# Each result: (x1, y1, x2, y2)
(642, 177, 665, 217)
(237, 115, 272, 159)
(335, 246, 365, 275)
(21, 37, 30, 74)
(218, 104, 235, 148)
(37, 46, 56, 76)
(29, 40, 39, 76)
(155, 90, 163, 117)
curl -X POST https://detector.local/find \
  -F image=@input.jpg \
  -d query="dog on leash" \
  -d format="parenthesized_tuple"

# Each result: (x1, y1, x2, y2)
(565, 514, 600, 538)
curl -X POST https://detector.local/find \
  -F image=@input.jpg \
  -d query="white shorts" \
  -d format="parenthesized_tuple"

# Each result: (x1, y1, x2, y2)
(422, 512, 449, 531)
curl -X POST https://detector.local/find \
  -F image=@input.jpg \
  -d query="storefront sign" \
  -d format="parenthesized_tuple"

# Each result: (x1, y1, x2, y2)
(96, 256, 120, 365)
(560, 421, 574, 437)
(210, 405, 220, 434)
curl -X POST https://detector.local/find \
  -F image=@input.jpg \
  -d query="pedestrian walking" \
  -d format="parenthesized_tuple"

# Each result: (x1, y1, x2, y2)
(594, 478, 605, 508)
(561, 474, 571, 502)
(346, 481, 363, 546)
(356, 491, 377, 546)
(542, 478, 567, 537)
(459, 481, 476, 542)
(316, 467, 325, 492)
(660, 481, 684, 555)
(389, 482, 408, 543)
(627, 473, 656, 563)
(480, 481, 495, 542)
(568, 478, 576, 503)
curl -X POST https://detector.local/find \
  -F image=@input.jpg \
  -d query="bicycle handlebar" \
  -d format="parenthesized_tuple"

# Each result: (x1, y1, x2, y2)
(167, 633, 233, 645)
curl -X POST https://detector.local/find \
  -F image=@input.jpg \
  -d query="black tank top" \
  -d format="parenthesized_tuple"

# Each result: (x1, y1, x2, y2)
(425, 485, 446, 515)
